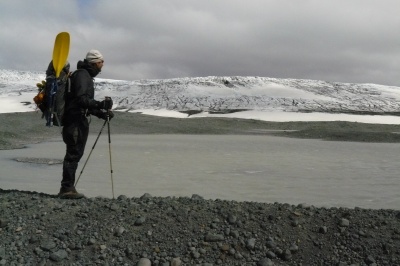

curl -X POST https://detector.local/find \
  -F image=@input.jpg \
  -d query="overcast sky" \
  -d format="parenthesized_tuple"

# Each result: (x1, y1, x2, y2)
(1, 0, 400, 86)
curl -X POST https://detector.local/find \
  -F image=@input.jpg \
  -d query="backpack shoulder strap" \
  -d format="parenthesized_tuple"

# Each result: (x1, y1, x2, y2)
(66, 76, 71, 93)
(70, 69, 89, 82)
(69, 69, 90, 96)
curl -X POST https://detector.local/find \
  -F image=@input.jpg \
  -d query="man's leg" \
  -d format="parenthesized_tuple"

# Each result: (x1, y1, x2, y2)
(60, 118, 89, 197)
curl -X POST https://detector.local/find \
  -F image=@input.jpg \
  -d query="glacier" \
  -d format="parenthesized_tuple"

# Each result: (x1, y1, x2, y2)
(1, 69, 400, 123)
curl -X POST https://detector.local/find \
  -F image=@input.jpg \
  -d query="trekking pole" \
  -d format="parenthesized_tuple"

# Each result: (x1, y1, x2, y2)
(107, 110, 115, 199)
(75, 119, 107, 187)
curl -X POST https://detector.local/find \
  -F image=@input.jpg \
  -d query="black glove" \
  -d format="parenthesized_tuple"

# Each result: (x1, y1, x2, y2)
(100, 110, 114, 121)
(98, 97, 113, 110)
(106, 111, 114, 121)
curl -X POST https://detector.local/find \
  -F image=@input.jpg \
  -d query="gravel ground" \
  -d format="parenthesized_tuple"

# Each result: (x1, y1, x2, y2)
(1, 112, 400, 265)
(0, 190, 399, 266)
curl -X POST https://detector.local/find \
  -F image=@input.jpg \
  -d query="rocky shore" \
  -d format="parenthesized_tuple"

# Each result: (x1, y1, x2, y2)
(1, 189, 399, 266)
(1, 112, 400, 265)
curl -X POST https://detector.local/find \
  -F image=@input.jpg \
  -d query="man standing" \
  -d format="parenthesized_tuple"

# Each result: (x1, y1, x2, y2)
(59, 49, 113, 199)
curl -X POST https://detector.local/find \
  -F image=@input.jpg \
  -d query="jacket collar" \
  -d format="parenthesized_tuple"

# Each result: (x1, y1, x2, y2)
(77, 59, 101, 77)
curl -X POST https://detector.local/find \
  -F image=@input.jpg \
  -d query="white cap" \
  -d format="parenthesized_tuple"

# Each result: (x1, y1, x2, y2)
(86, 49, 104, 63)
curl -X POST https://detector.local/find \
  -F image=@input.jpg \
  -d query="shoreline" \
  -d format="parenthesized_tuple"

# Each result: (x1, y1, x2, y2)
(2, 111, 400, 151)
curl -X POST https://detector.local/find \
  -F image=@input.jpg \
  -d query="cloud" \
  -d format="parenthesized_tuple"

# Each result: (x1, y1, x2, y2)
(1, 0, 400, 85)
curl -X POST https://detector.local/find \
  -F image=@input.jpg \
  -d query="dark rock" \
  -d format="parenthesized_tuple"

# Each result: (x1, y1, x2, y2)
(171, 258, 182, 266)
(140, 193, 152, 199)
(0, 219, 8, 228)
(266, 239, 276, 249)
(319, 226, 328, 234)
(289, 243, 299, 253)
(204, 233, 224, 242)
(246, 238, 256, 250)
(135, 217, 146, 226)
(0, 247, 5, 258)
(365, 255, 376, 264)
(191, 194, 204, 200)
(137, 257, 151, 266)
(114, 226, 125, 237)
(109, 203, 119, 211)
(230, 230, 239, 238)
(117, 195, 128, 201)
(227, 214, 237, 224)
(50, 249, 68, 262)
(40, 240, 57, 251)
(339, 218, 350, 227)
(266, 251, 276, 259)
(281, 249, 292, 261)
(257, 258, 274, 266)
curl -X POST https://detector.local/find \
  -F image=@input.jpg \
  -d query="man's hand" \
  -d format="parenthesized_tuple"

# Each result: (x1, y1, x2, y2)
(99, 97, 113, 110)
(106, 110, 114, 121)
(99, 110, 114, 121)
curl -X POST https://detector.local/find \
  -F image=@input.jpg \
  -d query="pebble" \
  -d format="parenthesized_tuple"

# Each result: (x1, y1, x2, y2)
(110, 203, 119, 211)
(319, 226, 328, 234)
(204, 233, 224, 242)
(137, 257, 151, 266)
(191, 251, 200, 259)
(257, 258, 275, 266)
(140, 193, 153, 199)
(114, 226, 125, 237)
(227, 214, 237, 224)
(191, 194, 204, 200)
(266, 251, 276, 259)
(171, 257, 182, 266)
(230, 230, 240, 238)
(117, 195, 128, 201)
(135, 217, 146, 226)
(246, 238, 256, 250)
(50, 249, 68, 262)
(40, 240, 57, 251)
(340, 218, 350, 227)
(289, 243, 299, 253)
(0, 219, 8, 228)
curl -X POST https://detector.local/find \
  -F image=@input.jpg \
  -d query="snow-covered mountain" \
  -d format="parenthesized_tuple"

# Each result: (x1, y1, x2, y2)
(1, 69, 400, 122)
(95, 76, 400, 114)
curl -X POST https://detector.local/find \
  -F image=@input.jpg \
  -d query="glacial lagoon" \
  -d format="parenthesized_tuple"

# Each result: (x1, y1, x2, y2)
(1, 134, 399, 210)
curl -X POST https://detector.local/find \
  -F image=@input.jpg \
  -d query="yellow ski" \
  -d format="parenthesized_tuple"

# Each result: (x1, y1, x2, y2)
(52, 32, 70, 78)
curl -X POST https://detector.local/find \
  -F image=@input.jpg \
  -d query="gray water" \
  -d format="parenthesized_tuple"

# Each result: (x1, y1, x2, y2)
(1, 134, 399, 209)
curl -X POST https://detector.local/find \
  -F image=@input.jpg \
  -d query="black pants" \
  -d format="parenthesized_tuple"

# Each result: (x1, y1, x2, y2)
(61, 115, 89, 191)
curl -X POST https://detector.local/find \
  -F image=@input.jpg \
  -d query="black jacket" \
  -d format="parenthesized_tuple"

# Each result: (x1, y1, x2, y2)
(64, 60, 101, 121)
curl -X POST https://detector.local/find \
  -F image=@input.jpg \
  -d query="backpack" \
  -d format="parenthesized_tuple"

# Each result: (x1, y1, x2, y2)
(34, 61, 71, 127)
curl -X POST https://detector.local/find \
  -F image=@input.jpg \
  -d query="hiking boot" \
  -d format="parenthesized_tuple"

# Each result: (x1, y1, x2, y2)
(58, 187, 85, 199)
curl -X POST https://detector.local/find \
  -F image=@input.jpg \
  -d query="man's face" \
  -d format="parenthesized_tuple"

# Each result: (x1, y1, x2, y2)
(95, 60, 104, 71)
